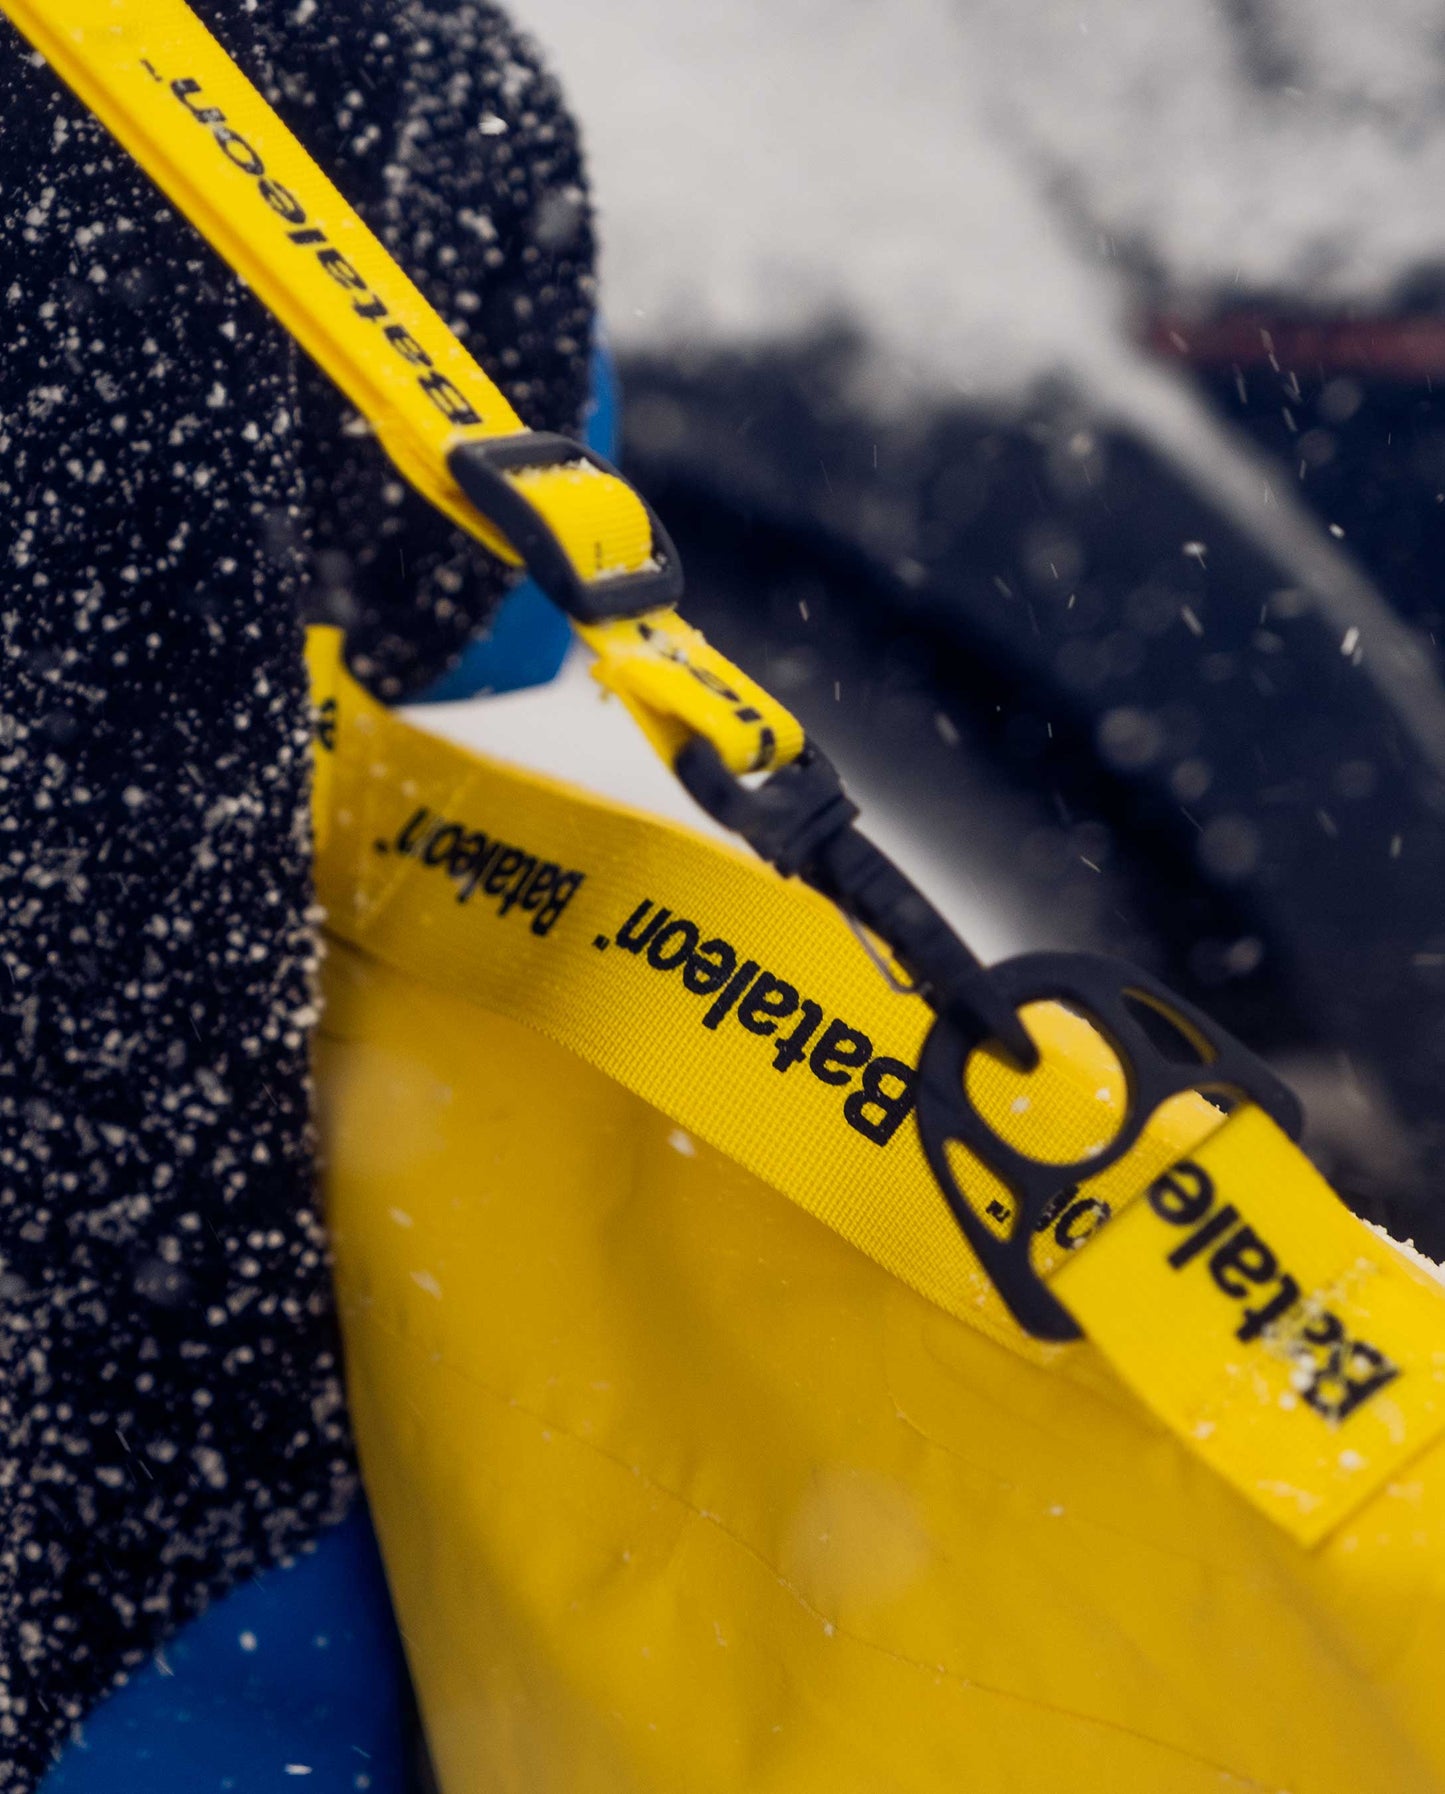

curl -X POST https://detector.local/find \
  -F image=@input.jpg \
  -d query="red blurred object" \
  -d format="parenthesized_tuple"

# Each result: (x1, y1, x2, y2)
(1147, 312, 1445, 380)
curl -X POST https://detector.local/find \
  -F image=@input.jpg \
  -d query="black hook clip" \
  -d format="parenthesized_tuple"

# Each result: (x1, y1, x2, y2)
(674, 737, 1305, 1341)
(674, 737, 1038, 1068)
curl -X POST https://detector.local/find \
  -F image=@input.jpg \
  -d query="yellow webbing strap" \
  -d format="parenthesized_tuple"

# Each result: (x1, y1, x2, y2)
(1056, 1106, 1445, 1543)
(4, 0, 802, 778)
(572, 609, 802, 776)
(308, 627, 1445, 1546)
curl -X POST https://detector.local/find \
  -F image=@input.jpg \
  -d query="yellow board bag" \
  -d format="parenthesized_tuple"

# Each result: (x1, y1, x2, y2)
(311, 630, 1445, 1794)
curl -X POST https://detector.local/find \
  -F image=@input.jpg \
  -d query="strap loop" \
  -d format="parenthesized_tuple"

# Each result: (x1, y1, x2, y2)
(576, 610, 804, 777)
(916, 952, 1305, 1340)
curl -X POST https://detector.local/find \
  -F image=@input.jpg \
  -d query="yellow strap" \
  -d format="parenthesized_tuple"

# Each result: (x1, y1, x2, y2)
(305, 629, 1445, 1545)
(6, 0, 800, 777)
(1056, 1105, 1445, 1545)
(575, 610, 804, 775)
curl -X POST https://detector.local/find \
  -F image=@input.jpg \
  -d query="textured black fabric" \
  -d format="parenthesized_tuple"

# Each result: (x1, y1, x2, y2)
(0, 3, 593, 1782)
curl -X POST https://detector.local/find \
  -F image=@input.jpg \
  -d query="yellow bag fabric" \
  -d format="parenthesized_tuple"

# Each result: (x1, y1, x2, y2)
(310, 631, 1445, 1794)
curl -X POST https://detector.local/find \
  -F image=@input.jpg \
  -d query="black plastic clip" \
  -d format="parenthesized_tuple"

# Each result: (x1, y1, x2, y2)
(675, 736, 1038, 1067)
(448, 433, 684, 624)
(915, 952, 1305, 1341)
(674, 737, 859, 877)
(675, 744, 1305, 1342)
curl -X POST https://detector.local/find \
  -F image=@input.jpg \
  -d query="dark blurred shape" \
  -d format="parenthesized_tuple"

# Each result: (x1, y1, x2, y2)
(621, 327, 1445, 1249)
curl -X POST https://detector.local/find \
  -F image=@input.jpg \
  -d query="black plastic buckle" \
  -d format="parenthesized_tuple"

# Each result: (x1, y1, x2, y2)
(915, 952, 1305, 1341)
(675, 736, 1038, 1066)
(674, 736, 860, 877)
(448, 433, 684, 624)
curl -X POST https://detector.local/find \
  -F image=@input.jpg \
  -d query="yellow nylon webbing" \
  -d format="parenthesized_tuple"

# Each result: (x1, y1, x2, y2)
(573, 609, 805, 775)
(5, 0, 801, 777)
(4, 0, 583, 560)
(307, 628, 1445, 1545)
(1056, 1106, 1445, 1545)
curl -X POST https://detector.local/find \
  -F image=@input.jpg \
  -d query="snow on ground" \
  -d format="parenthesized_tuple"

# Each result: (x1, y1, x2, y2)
(514, 0, 1445, 403)
(513, 0, 1126, 402)
(984, 0, 1445, 311)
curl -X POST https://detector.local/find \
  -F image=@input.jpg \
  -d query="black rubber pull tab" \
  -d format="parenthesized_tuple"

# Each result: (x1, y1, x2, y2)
(915, 951, 1304, 1341)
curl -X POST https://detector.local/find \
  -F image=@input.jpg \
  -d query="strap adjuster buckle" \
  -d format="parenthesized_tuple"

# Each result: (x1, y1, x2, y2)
(448, 432, 684, 624)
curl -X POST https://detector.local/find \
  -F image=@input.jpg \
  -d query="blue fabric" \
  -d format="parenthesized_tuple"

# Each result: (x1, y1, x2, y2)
(41, 1507, 411, 1794)
(415, 341, 621, 702)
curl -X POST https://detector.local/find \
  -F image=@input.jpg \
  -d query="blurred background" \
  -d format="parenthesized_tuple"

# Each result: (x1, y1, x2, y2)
(427, 0, 1445, 1251)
